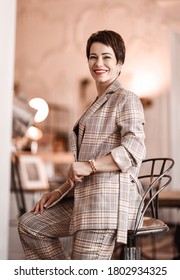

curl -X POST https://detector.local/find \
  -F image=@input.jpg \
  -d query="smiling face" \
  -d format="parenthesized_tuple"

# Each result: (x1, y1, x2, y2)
(88, 42, 122, 90)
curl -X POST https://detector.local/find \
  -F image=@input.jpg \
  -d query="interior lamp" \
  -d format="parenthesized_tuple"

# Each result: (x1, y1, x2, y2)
(26, 126, 43, 153)
(29, 98, 49, 123)
(27, 98, 49, 153)
(26, 126, 43, 141)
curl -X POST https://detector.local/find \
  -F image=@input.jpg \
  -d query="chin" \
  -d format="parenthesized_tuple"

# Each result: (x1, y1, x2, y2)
(95, 76, 108, 83)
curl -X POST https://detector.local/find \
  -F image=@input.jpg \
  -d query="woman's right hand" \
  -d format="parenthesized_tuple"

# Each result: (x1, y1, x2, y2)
(67, 161, 92, 187)
(31, 190, 61, 215)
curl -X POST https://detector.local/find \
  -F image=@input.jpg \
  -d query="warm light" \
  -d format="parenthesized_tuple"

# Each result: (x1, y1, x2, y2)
(29, 98, 49, 123)
(26, 126, 43, 141)
(130, 69, 161, 98)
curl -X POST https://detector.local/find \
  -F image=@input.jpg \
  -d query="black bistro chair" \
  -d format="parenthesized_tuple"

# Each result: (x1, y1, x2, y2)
(124, 158, 175, 260)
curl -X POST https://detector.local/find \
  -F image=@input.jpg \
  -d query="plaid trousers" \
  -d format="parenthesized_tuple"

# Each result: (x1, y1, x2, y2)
(18, 197, 116, 260)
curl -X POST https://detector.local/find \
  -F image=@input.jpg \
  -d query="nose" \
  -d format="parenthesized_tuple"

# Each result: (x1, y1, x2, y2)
(95, 57, 103, 67)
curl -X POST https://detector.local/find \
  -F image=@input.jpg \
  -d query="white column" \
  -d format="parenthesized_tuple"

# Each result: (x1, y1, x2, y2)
(170, 32, 180, 191)
(0, 0, 17, 259)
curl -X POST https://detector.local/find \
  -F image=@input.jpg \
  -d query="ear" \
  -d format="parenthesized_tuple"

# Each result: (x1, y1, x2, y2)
(117, 61, 122, 69)
(117, 62, 122, 75)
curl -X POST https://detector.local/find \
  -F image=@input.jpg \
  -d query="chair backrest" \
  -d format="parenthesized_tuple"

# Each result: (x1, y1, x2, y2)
(133, 158, 175, 234)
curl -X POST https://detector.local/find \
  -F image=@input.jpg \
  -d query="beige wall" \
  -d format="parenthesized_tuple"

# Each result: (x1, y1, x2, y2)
(14, 0, 180, 166)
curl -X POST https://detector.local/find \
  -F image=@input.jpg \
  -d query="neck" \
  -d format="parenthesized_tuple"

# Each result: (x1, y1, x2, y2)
(96, 82, 108, 97)
(96, 77, 118, 97)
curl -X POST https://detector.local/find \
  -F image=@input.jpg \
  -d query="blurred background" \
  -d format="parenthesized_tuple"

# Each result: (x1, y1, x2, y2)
(0, 0, 180, 259)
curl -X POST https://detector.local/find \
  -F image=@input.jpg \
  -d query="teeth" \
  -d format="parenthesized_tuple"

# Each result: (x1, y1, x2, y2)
(94, 70, 106, 73)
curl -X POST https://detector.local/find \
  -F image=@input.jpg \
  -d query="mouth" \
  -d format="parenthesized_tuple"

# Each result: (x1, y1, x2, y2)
(93, 69, 107, 75)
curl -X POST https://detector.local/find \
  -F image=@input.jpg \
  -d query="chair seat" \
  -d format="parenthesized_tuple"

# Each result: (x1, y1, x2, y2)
(135, 216, 169, 236)
(124, 158, 174, 259)
(143, 216, 165, 227)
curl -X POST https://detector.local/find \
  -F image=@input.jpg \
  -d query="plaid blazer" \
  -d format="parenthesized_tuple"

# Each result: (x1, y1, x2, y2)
(69, 79, 146, 244)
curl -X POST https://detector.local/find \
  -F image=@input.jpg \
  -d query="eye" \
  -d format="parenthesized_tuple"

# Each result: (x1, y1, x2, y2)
(89, 55, 97, 60)
(103, 56, 111, 59)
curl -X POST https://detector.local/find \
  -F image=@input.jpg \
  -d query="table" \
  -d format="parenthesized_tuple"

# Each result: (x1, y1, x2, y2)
(158, 190, 180, 208)
(11, 151, 73, 216)
(158, 189, 180, 259)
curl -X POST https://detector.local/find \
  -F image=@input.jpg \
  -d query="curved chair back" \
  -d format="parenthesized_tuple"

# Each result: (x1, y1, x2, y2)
(133, 158, 175, 235)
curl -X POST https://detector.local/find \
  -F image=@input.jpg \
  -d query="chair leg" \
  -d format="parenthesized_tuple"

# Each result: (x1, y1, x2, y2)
(124, 246, 141, 260)
(124, 234, 141, 260)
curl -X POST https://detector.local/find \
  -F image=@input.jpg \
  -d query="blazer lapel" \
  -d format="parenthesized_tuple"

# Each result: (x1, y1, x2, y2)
(71, 79, 121, 161)
(81, 94, 108, 125)
(70, 130, 78, 161)
(81, 79, 121, 128)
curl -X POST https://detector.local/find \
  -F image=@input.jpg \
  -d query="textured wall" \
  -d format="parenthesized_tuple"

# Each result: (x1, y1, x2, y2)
(14, 0, 180, 157)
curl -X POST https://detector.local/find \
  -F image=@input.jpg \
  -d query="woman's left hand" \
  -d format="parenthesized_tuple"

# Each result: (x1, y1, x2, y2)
(67, 161, 92, 187)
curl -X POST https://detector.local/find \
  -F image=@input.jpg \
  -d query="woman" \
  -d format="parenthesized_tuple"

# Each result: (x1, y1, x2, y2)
(18, 30, 146, 260)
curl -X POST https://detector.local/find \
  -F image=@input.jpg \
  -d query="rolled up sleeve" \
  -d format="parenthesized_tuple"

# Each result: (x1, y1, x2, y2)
(111, 146, 132, 172)
(111, 92, 146, 172)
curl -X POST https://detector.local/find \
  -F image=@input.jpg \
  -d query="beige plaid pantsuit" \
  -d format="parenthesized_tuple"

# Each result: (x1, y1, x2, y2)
(18, 79, 146, 259)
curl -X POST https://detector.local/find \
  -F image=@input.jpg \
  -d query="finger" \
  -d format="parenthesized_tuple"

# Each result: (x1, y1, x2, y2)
(43, 191, 61, 209)
(69, 171, 82, 182)
(31, 194, 48, 214)
(43, 196, 56, 209)
(31, 201, 40, 213)
(68, 178, 74, 187)
(68, 166, 78, 180)
(33, 203, 41, 214)
(74, 177, 82, 182)
(31, 204, 36, 212)
(40, 201, 45, 214)
(74, 175, 84, 182)
(39, 195, 50, 214)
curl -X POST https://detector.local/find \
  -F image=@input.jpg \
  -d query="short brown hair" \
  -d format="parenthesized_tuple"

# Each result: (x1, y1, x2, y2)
(86, 30, 126, 64)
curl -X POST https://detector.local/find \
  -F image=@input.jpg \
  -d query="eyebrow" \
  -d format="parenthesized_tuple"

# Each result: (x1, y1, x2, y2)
(90, 52, 113, 56)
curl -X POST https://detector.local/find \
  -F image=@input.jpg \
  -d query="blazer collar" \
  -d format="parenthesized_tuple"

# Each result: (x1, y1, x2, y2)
(104, 78, 121, 96)
(88, 78, 121, 116)
(71, 79, 121, 159)
(74, 78, 121, 128)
